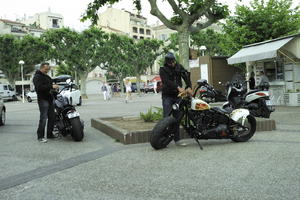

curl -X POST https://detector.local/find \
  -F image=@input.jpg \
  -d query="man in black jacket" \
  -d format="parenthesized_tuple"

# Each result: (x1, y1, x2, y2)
(33, 63, 59, 143)
(159, 52, 193, 146)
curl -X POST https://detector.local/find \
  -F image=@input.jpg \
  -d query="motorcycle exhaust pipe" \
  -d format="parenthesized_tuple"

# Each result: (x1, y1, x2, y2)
(206, 124, 227, 135)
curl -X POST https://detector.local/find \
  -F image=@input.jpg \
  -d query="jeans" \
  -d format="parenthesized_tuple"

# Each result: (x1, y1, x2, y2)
(37, 99, 55, 139)
(162, 96, 181, 142)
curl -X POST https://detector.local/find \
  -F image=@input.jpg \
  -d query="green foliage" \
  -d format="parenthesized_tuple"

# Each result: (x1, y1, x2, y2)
(0, 34, 49, 87)
(191, 29, 226, 56)
(221, 0, 300, 55)
(82, 0, 228, 70)
(140, 106, 163, 122)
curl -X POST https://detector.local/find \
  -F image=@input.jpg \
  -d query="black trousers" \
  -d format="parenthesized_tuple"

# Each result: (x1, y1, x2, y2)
(162, 96, 181, 142)
(37, 99, 55, 139)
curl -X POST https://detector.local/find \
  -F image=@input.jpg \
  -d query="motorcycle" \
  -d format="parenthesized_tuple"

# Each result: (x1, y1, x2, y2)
(150, 79, 256, 150)
(52, 78, 84, 141)
(222, 80, 275, 118)
(196, 79, 227, 103)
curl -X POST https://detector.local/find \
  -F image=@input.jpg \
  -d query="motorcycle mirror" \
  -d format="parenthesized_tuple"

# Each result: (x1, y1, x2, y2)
(66, 79, 71, 84)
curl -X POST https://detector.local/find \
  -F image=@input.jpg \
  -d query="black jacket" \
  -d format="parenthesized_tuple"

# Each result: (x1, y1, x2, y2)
(33, 70, 53, 102)
(159, 63, 192, 97)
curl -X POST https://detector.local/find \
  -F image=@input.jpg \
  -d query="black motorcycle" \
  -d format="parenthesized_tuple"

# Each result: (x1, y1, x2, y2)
(150, 79, 256, 150)
(52, 78, 84, 141)
(196, 79, 227, 103)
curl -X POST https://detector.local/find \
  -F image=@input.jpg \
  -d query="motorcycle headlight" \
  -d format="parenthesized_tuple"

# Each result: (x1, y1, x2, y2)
(172, 103, 179, 110)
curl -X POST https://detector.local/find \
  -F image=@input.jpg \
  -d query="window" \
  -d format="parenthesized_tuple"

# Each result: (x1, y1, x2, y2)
(52, 19, 59, 28)
(133, 35, 138, 39)
(140, 36, 144, 39)
(146, 29, 151, 35)
(264, 60, 284, 81)
(132, 27, 138, 33)
(139, 28, 144, 34)
(160, 34, 168, 41)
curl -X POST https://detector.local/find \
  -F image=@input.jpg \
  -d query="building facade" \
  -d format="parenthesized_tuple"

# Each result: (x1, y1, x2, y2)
(97, 7, 153, 39)
(21, 9, 64, 30)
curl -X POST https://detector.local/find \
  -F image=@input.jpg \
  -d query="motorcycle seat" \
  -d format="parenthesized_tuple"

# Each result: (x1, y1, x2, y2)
(246, 89, 260, 96)
(212, 107, 231, 114)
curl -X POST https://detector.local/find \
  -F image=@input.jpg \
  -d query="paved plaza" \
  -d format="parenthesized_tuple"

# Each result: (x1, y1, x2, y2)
(0, 93, 299, 200)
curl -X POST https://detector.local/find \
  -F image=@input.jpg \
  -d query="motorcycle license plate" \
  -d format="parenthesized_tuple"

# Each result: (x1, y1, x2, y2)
(266, 100, 273, 106)
(67, 112, 80, 119)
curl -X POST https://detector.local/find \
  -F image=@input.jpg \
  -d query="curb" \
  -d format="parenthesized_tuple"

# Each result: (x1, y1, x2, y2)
(91, 117, 276, 145)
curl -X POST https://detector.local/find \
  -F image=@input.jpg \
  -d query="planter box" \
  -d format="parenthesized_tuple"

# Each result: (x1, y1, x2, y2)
(91, 117, 276, 145)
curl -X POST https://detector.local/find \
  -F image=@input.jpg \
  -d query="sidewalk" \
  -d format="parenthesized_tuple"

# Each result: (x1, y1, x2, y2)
(0, 94, 299, 200)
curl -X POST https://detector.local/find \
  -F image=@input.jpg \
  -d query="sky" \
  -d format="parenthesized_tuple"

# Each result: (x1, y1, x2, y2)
(0, 0, 298, 31)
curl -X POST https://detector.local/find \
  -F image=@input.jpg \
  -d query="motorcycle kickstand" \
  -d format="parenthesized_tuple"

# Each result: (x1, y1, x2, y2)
(194, 138, 203, 150)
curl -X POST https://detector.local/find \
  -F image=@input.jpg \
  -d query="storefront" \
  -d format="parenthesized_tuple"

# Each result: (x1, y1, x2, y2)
(228, 34, 300, 106)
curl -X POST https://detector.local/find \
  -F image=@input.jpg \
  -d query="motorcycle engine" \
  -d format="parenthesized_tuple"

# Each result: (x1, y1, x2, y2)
(188, 110, 214, 131)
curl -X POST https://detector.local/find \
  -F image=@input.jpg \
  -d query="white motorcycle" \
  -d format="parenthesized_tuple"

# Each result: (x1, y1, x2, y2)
(222, 81, 275, 118)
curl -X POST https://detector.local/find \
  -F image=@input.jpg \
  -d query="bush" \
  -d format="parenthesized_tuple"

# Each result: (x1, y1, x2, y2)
(140, 106, 163, 122)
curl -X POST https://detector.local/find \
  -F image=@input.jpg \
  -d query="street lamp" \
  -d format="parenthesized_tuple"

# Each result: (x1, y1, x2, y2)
(18, 60, 25, 103)
(199, 45, 207, 56)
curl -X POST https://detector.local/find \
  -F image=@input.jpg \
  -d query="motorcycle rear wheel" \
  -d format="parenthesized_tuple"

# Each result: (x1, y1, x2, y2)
(150, 116, 176, 150)
(70, 117, 84, 141)
(231, 115, 256, 142)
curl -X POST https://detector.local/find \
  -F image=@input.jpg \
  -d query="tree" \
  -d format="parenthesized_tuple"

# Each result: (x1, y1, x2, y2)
(42, 27, 109, 98)
(104, 34, 136, 93)
(0, 34, 49, 88)
(191, 28, 226, 56)
(127, 38, 162, 93)
(221, 0, 300, 55)
(82, 0, 228, 70)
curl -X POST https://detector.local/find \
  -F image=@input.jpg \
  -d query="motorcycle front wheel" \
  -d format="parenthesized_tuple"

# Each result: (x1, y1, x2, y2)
(70, 117, 84, 141)
(231, 115, 256, 142)
(150, 116, 176, 150)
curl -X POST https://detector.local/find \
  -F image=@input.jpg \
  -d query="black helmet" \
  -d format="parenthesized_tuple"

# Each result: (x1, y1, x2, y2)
(165, 52, 176, 65)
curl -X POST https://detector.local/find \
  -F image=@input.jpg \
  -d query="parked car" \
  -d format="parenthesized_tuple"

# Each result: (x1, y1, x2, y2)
(0, 93, 6, 126)
(58, 83, 82, 106)
(26, 90, 37, 102)
(144, 81, 162, 93)
(0, 84, 17, 101)
(131, 82, 145, 92)
(26, 83, 82, 106)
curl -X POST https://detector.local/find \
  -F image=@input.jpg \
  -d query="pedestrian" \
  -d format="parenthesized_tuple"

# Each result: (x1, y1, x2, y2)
(153, 80, 158, 94)
(124, 78, 132, 103)
(249, 72, 255, 90)
(101, 82, 108, 101)
(107, 83, 112, 100)
(159, 52, 193, 146)
(33, 62, 59, 143)
(258, 71, 270, 90)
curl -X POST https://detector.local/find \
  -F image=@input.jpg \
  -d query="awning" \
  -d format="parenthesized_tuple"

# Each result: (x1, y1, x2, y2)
(150, 75, 161, 82)
(227, 37, 294, 64)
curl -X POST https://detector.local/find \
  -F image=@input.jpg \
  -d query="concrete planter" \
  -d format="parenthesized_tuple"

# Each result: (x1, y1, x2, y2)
(91, 117, 276, 145)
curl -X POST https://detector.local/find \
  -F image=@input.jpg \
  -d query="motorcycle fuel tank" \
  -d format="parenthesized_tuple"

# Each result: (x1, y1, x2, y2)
(191, 98, 211, 111)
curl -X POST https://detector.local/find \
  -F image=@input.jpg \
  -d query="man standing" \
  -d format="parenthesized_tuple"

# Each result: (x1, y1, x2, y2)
(159, 52, 193, 146)
(258, 71, 270, 90)
(33, 63, 59, 143)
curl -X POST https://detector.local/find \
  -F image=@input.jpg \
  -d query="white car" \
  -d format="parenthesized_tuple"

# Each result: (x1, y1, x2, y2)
(0, 93, 6, 126)
(59, 84, 82, 106)
(26, 84, 82, 106)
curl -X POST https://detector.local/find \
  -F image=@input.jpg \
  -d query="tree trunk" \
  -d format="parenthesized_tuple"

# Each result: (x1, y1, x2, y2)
(79, 72, 88, 99)
(136, 73, 142, 96)
(178, 30, 190, 71)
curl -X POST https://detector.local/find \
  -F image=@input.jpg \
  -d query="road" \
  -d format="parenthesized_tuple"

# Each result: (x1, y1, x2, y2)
(0, 94, 299, 200)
